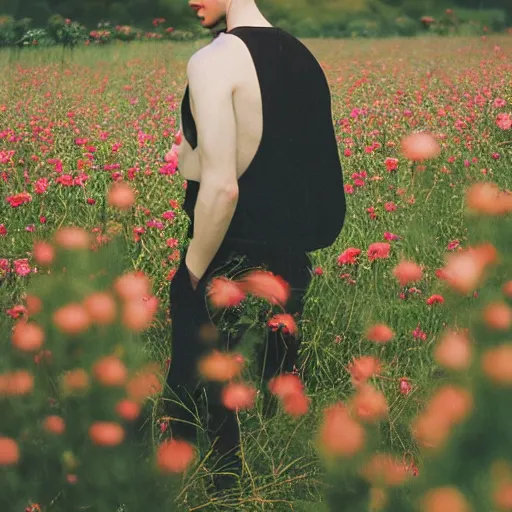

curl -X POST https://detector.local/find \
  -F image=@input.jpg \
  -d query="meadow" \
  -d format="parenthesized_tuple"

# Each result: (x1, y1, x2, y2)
(0, 34, 511, 511)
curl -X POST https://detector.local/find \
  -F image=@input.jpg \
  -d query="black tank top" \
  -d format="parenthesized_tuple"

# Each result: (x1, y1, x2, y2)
(180, 26, 346, 253)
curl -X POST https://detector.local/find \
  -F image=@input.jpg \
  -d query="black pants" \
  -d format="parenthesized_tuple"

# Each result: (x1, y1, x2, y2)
(165, 238, 312, 462)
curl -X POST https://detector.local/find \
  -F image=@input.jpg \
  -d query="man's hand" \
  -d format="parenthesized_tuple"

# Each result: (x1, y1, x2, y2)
(185, 245, 205, 291)
(186, 264, 201, 291)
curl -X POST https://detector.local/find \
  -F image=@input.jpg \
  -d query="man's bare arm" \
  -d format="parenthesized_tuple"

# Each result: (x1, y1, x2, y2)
(184, 42, 239, 284)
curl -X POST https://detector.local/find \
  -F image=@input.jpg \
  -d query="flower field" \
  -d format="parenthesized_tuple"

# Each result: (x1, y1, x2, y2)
(0, 34, 511, 511)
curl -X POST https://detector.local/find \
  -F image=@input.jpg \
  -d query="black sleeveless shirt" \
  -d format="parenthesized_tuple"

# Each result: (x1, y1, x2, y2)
(180, 26, 346, 253)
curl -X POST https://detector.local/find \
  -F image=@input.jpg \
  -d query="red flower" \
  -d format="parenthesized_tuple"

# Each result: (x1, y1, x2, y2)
(368, 242, 391, 261)
(6, 192, 32, 208)
(426, 294, 444, 305)
(337, 248, 361, 265)
(385, 157, 399, 172)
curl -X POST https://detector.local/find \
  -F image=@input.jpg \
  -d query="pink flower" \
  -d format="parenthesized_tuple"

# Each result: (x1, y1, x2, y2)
(399, 378, 412, 395)
(337, 248, 362, 265)
(385, 202, 397, 212)
(412, 325, 427, 341)
(6, 305, 27, 320)
(368, 242, 391, 262)
(493, 98, 506, 108)
(447, 240, 460, 251)
(0, 224, 7, 236)
(384, 232, 400, 241)
(496, 112, 512, 130)
(0, 259, 9, 273)
(14, 259, 31, 276)
(161, 210, 176, 221)
(34, 178, 49, 194)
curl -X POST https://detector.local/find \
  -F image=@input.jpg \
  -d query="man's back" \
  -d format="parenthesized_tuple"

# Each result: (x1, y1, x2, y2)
(181, 26, 346, 252)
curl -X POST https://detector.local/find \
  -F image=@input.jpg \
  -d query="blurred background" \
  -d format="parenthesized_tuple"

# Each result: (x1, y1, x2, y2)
(1, 0, 511, 46)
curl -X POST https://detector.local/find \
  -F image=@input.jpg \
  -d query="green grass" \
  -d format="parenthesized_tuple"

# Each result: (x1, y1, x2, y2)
(1, 34, 511, 510)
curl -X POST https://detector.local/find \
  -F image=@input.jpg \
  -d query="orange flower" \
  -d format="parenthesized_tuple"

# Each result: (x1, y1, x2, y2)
(122, 299, 154, 332)
(503, 280, 512, 298)
(350, 384, 388, 423)
(32, 241, 55, 266)
(11, 321, 45, 352)
(89, 422, 125, 446)
(115, 399, 141, 421)
(238, 270, 290, 306)
(126, 366, 163, 403)
(53, 303, 90, 335)
(282, 391, 310, 417)
(0, 437, 19, 466)
(221, 382, 257, 411)
(494, 481, 512, 510)
(401, 132, 441, 161)
(483, 302, 512, 330)
(466, 182, 511, 215)
(393, 260, 423, 287)
(93, 356, 128, 387)
(156, 439, 195, 473)
(482, 345, 512, 385)
(366, 324, 394, 344)
(434, 329, 472, 371)
(427, 385, 473, 425)
(114, 271, 152, 302)
(43, 415, 66, 435)
(53, 226, 91, 250)
(268, 374, 304, 399)
(267, 313, 298, 336)
(420, 486, 472, 512)
(83, 292, 117, 325)
(318, 403, 365, 457)
(62, 369, 89, 393)
(25, 294, 42, 316)
(207, 277, 246, 308)
(198, 350, 242, 382)
(348, 356, 382, 387)
(107, 181, 135, 210)
(441, 250, 486, 294)
(0, 370, 34, 396)
(361, 453, 409, 487)
(412, 411, 452, 450)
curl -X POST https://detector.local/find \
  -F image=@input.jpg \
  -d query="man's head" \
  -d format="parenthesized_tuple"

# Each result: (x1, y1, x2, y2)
(188, 0, 254, 30)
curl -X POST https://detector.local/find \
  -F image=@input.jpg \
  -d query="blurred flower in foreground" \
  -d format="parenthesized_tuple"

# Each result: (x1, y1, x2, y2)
(401, 132, 441, 161)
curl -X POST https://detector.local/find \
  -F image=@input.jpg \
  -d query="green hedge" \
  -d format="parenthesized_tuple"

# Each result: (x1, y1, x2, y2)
(0, 7, 509, 47)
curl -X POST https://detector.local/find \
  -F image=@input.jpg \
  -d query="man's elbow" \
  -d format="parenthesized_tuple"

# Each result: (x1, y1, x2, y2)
(215, 181, 239, 203)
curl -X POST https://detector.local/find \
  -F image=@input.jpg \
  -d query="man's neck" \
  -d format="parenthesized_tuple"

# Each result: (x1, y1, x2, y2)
(225, 1, 271, 31)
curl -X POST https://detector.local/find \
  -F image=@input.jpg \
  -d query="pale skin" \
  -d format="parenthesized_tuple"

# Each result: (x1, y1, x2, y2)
(172, 0, 273, 290)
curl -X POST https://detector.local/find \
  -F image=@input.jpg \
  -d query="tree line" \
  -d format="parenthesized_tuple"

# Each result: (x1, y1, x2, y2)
(1, 0, 510, 34)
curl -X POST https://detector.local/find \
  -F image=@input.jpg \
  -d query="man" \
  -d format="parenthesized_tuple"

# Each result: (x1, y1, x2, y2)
(164, 0, 346, 491)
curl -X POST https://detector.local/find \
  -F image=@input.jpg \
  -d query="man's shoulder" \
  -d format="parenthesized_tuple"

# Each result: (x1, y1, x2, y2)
(186, 33, 246, 85)
(188, 33, 241, 68)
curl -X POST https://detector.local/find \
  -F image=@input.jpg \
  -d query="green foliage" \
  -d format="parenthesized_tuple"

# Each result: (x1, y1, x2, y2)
(0, 14, 16, 46)
(0, 231, 184, 511)
(45, 15, 88, 47)
(19, 28, 54, 47)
